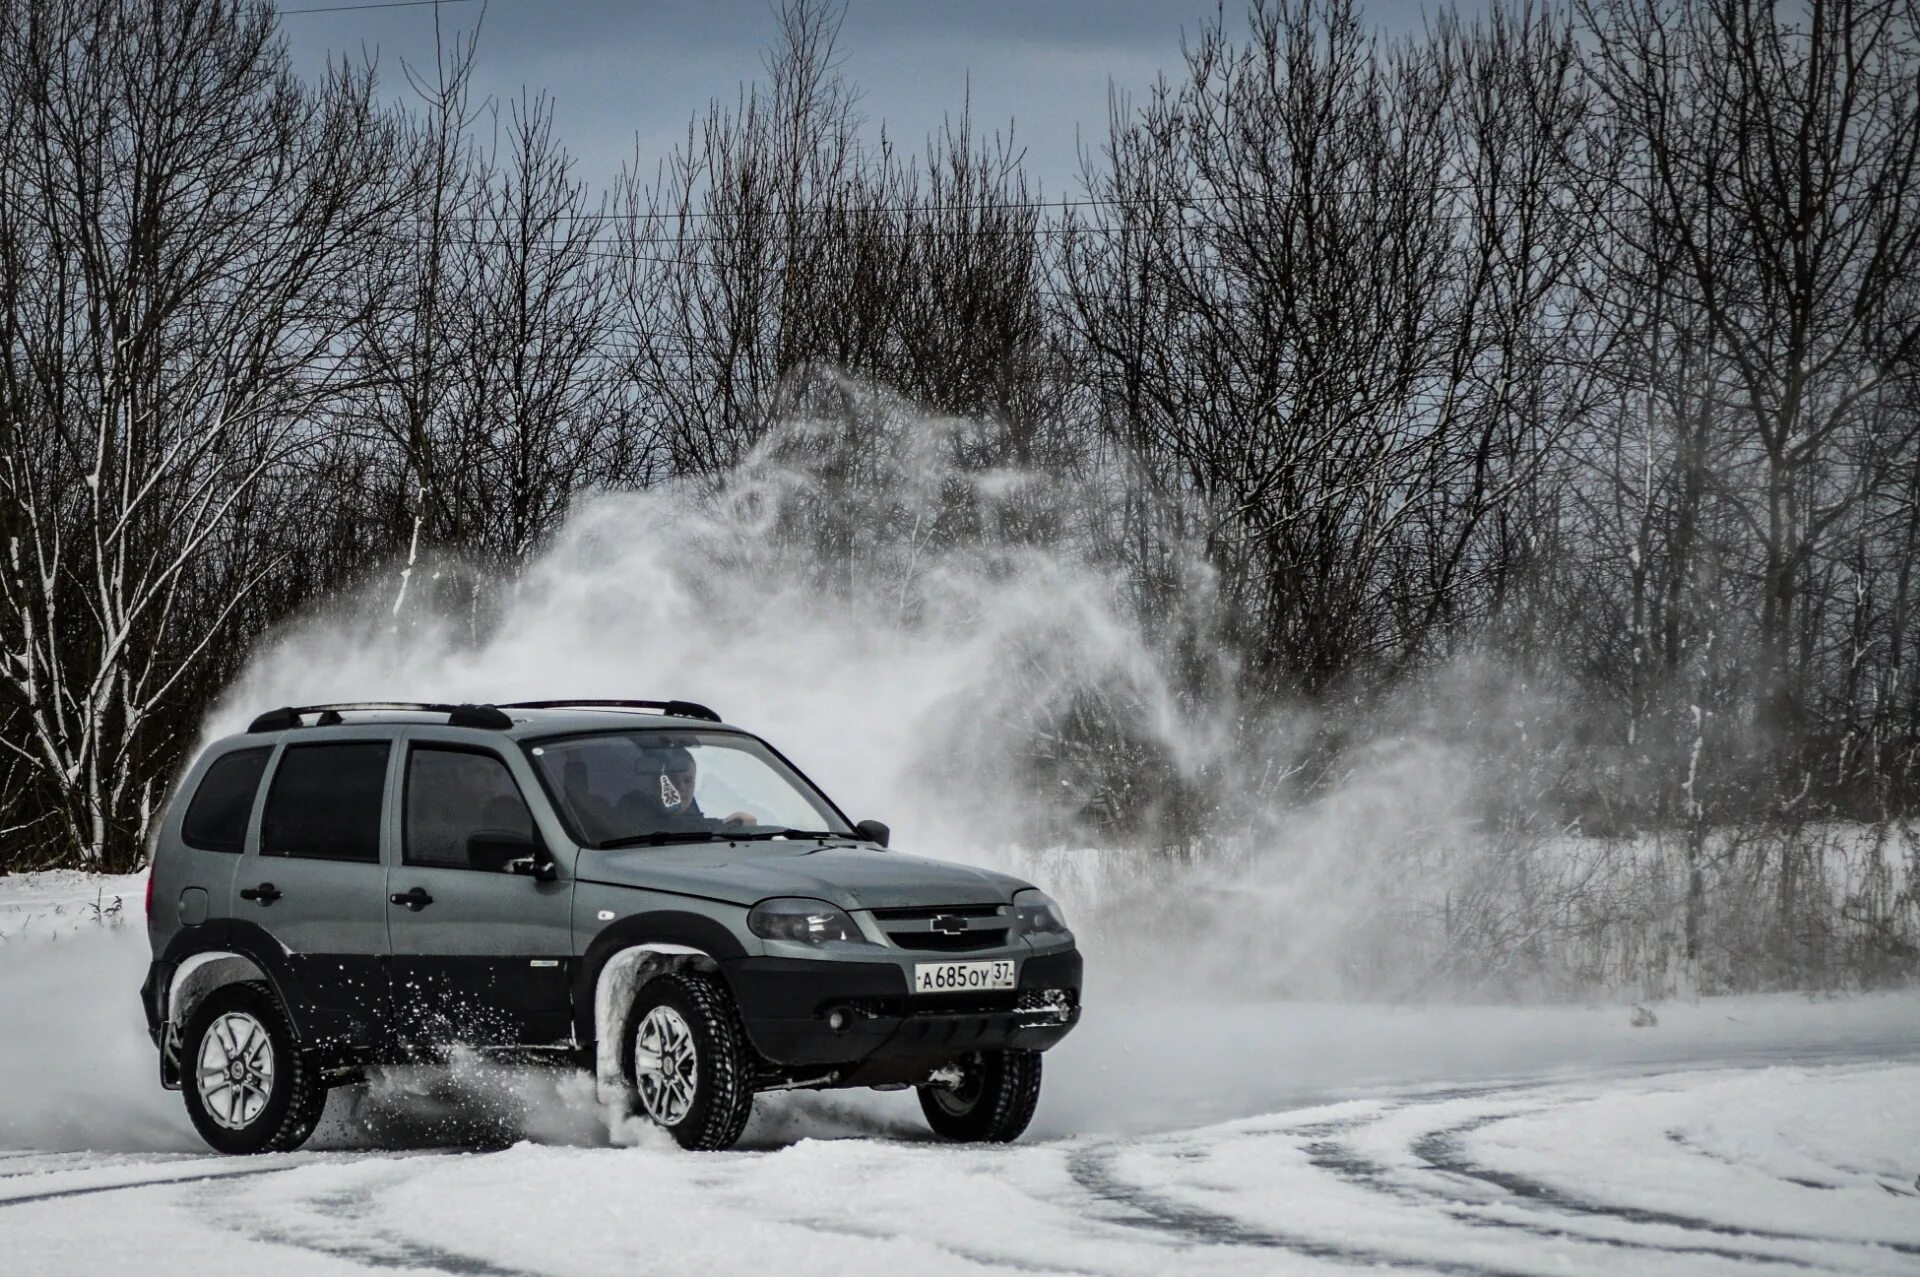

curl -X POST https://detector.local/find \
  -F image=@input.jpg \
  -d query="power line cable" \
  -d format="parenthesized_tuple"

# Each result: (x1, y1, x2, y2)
(280, 0, 485, 15)
(344, 176, 1604, 229)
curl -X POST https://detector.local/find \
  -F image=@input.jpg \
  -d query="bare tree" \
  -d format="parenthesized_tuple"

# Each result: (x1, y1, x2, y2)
(612, 1, 1070, 569)
(1061, 0, 1591, 696)
(1584, 0, 1920, 753)
(0, 0, 404, 868)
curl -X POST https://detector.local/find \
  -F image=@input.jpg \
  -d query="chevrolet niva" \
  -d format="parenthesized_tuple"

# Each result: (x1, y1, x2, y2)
(142, 700, 1082, 1153)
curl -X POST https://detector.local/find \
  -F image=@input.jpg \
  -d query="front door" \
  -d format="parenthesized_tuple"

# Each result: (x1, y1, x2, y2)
(387, 741, 574, 1046)
(241, 736, 397, 1050)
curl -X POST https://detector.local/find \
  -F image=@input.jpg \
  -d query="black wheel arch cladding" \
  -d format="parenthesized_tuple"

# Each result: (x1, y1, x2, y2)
(573, 908, 750, 1047)
(151, 919, 316, 1042)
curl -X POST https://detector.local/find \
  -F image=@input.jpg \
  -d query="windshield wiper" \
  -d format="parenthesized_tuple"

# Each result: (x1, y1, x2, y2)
(598, 830, 729, 849)
(731, 828, 851, 841)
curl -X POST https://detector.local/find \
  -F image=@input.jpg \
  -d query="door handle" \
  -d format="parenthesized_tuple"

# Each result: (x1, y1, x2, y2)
(389, 887, 434, 912)
(238, 883, 282, 905)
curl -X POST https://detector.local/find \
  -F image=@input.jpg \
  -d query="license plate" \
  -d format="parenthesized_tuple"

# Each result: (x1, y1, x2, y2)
(913, 959, 1017, 994)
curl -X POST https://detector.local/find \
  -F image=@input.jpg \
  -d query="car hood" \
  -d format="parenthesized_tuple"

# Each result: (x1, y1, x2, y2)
(580, 841, 1030, 911)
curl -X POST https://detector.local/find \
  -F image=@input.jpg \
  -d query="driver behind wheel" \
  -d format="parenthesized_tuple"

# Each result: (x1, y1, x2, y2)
(619, 743, 754, 834)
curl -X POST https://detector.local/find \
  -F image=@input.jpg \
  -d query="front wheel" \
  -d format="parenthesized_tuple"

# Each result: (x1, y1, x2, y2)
(621, 972, 755, 1151)
(917, 1050, 1042, 1143)
(180, 981, 326, 1154)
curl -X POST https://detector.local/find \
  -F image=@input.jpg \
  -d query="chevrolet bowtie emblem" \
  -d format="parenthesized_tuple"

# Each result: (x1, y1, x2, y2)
(930, 915, 967, 935)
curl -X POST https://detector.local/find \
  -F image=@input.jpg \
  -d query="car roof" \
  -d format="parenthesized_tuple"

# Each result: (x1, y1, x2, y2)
(212, 704, 747, 751)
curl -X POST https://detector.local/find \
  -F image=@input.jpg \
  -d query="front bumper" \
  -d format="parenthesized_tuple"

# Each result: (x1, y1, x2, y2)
(724, 947, 1082, 1068)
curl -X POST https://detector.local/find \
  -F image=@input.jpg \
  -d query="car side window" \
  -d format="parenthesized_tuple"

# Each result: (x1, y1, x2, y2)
(405, 747, 536, 872)
(260, 741, 390, 863)
(181, 747, 272, 854)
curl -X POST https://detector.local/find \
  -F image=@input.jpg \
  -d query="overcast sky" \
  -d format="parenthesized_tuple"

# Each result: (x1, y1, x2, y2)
(280, 0, 1441, 196)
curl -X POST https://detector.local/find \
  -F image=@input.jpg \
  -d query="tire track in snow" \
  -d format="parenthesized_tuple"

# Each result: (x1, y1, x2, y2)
(0, 1161, 302, 1208)
(783, 1210, 1119, 1277)
(1663, 1129, 1846, 1192)
(1064, 1138, 1538, 1277)
(1068, 1074, 1920, 1276)
(1411, 1115, 1920, 1263)
(189, 1156, 541, 1277)
(1289, 1101, 1834, 1270)
(1059, 1085, 1555, 1275)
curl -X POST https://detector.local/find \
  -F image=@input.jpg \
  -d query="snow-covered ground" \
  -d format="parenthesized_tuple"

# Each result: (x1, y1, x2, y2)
(0, 870, 142, 940)
(3, 873, 1919, 1275)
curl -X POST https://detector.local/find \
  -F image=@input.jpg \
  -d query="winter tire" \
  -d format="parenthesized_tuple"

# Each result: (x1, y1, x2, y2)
(181, 981, 326, 1154)
(621, 971, 755, 1151)
(918, 1049, 1042, 1143)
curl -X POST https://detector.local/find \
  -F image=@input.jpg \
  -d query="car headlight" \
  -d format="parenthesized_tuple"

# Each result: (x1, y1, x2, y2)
(747, 897, 869, 945)
(1014, 888, 1071, 940)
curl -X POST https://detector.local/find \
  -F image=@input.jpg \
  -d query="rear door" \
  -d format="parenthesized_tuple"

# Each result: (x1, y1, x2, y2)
(387, 737, 574, 1046)
(239, 735, 397, 1049)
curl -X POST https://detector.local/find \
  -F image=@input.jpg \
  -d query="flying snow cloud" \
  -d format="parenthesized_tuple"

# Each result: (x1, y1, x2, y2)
(208, 385, 1518, 1002)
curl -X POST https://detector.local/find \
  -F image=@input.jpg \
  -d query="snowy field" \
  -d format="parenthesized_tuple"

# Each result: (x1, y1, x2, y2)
(3, 875, 1919, 1275)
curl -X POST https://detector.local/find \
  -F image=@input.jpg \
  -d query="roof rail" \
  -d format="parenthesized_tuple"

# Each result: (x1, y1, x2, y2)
(497, 699, 723, 724)
(247, 703, 514, 733)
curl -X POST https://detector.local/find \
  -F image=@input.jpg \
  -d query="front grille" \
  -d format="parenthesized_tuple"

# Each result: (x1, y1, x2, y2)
(886, 927, 1009, 952)
(871, 903, 1011, 953)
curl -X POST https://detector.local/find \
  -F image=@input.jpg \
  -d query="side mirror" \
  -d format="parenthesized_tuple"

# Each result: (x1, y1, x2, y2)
(466, 830, 553, 879)
(508, 844, 559, 881)
(854, 819, 890, 848)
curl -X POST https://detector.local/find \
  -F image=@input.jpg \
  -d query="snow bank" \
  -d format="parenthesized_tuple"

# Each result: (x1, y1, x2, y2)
(0, 871, 144, 941)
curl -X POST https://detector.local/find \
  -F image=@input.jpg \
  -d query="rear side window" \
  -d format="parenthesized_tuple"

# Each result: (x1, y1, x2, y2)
(180, 748, 271, 853)
(405, 748, 536, 870)
(261, 742, 390, 863)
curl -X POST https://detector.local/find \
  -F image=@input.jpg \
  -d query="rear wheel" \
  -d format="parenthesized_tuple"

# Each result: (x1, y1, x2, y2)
(917, 1049, 1042, 1143)
(180, 981, 326, 1154)
(621, 972, 755, 1151)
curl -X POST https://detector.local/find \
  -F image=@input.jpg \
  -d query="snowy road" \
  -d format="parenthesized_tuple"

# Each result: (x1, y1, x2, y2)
(4, 881, 1920, 1275)
(3, 1061, 1919, 1275)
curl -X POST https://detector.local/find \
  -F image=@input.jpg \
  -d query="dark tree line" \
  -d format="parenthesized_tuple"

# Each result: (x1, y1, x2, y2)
(3, 0, 1919, 990)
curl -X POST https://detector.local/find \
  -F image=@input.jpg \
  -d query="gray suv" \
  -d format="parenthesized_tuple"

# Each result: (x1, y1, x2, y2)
(141, 700, 1082, 1153)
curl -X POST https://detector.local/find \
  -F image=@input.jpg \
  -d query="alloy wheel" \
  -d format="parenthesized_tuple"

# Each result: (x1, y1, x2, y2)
(196, 1010, 276, 1131)
(633, 1005, 699, 1125)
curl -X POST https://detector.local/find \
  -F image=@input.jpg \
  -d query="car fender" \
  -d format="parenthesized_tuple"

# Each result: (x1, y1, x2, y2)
(590, 942, 722, 1100)
(575, 908, 747, 1031)
(168, 950, 273, 1025)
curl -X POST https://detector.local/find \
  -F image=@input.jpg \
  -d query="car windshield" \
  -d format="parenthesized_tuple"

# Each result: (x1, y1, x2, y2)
(527, 729, 851, 848)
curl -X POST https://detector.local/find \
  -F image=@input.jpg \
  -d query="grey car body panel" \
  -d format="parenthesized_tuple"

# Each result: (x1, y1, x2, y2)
(145, 707, 1083, 1085)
